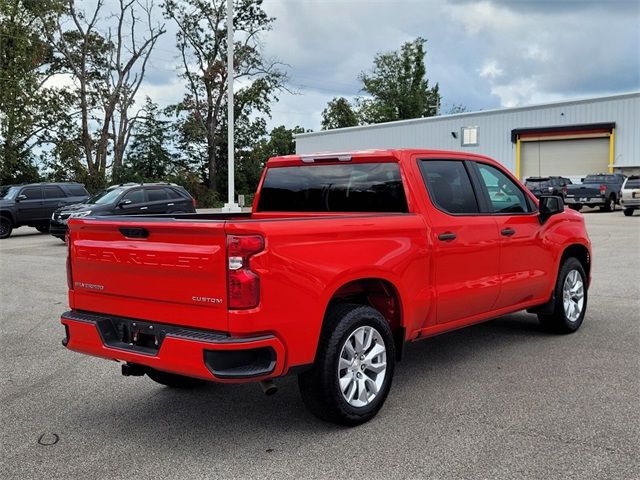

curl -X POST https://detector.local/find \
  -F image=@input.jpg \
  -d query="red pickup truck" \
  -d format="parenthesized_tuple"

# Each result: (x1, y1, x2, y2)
(61, 149, 591, 425)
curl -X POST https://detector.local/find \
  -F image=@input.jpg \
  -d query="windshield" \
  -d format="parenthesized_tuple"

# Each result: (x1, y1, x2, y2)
(0, 186, 18, 200)
(86, 188, 124, 205)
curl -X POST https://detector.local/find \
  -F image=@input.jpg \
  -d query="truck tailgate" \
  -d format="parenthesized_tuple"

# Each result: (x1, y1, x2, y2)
(68, 217, 229, 331)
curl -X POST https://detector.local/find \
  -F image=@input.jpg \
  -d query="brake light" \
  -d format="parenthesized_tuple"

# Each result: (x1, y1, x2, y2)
(227, 234, 264, 309)
(599, 184, 606, 194)
(192, 197, 197, 208)
(562, 186, 568, 195)
(66, 234, 73, 289)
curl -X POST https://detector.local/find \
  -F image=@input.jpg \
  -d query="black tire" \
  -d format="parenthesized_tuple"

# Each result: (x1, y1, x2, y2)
(0, 216, 13, 239)
(623, 208, 634, 217)
(298, 303, 395, 426)
(35, 225, 49, 233)
(569, 204, 582, 212)
(538, 257, 588, 334)
(146, 368, 206, 388)
(601, 195, 615, 212)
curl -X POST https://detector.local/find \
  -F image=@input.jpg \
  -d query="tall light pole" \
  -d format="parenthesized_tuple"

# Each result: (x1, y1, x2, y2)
(222, 0, 241, 212)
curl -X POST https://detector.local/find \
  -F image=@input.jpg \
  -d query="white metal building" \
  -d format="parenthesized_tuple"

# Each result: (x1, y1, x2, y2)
(295, 92, 640, 181)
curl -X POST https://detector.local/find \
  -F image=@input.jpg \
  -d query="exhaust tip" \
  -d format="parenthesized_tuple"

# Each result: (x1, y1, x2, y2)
(259, 380, 278, 396)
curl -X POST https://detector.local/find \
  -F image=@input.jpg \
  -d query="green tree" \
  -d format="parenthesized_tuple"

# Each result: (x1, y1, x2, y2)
(0, 0, 60, 184)
(122, 98, 175, 182)
(164, 0, 287, 195)
(40, 0, 165, 185)
(321, 97, 359, 130)
(358, 37, 440, 124)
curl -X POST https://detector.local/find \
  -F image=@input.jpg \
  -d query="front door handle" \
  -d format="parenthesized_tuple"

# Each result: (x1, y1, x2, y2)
(167, 203, 174, 206)
(501, 228, 516, 236)
(140, 206, 148, 210)
(438, 232, 457, 241)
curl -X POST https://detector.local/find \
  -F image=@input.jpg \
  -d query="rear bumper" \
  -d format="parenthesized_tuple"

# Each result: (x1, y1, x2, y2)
(620, 197, 640, 208)
(61, 310, 286, 383)
(564, 196, 605, 207)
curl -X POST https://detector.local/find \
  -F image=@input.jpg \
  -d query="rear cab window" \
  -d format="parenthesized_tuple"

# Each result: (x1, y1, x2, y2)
(257, 162, 408, 212)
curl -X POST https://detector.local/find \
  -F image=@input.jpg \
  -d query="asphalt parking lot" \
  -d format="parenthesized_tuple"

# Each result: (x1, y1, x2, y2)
(1, 210, 638, 480)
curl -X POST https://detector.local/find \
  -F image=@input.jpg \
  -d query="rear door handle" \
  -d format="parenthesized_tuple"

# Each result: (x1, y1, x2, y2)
(501, 228, 516, 236)
(140, 206, 148, 210)
(167, 203, 174, 206)
(438, 232, 457, 241)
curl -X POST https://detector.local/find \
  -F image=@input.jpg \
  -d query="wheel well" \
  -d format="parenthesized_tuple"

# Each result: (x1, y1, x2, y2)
(561, 244, 590, 278)
(0, 212, 14, 224)
(327, 278, 405, 360)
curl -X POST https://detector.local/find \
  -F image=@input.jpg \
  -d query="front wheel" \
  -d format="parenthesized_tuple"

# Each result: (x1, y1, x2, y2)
(35, 225, 49, 233)
(0, 217, 13, 239)
(538, 257, 588, 333)
(569, 204, 582, 212)
(623, 208, 634, 217)
(298, 303, 395, 426)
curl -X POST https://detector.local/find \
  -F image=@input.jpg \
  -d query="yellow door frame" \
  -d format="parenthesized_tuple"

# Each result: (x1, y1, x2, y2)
(608, 128, 615, 173)
(515, 128, 616, 179)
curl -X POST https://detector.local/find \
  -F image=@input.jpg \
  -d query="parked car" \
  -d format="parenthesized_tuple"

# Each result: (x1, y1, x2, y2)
(50, 182, 196, 240)
(620, 175, 640, 216)
(524, 176, 572, 199)
(564, 173, 626, 211)
(0, 182, 89, 239)
(60, 150, 591, 425)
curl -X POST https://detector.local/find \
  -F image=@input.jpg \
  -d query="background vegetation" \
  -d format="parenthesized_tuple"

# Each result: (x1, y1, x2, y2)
(1, 0, 447, 206)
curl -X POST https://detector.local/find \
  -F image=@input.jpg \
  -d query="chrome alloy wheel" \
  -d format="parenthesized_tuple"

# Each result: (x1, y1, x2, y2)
(338, 326, 387, 408)
(563, 270, 585, 323)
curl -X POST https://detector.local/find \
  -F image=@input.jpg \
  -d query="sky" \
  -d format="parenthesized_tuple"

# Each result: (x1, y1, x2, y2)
(136, 0, 640, 131)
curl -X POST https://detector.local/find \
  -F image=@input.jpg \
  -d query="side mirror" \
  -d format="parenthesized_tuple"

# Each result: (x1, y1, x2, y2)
(539, 195, 564, 224)
(16, 194, 27, 202)
(118, 199, 132, 208)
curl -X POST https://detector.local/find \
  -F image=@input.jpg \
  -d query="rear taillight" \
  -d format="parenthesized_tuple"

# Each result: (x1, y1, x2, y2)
(599, 184, 606, 195)
(192, 197, 197, 208)
(66, 234, 73, 289)
(227, 234, 264, 309)
(562, 186, 568, 195)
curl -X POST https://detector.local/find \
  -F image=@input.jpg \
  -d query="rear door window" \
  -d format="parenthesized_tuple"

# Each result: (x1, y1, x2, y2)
(418, 160, 479, 214)
(146, 189, 169, 202)
(257, 163, 408, 212)
(44, 186, 65, 199)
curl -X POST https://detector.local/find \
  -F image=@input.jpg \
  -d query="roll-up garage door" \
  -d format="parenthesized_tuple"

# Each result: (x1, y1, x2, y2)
(521, 138, 609, 180)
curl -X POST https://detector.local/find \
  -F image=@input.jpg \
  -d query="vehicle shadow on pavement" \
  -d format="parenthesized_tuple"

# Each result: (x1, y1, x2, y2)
(68, 312, 551, 440)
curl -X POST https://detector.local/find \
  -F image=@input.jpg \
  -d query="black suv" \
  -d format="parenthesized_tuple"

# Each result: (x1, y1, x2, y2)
(524, 176, 572, 199)
(0, 182, 90, 239)
(50, 183, 196, 240)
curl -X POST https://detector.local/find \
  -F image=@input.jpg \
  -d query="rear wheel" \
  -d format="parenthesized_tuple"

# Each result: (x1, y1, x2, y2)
(35, 225, 49, 233)
(538, 257, 587, 334)
(601, 195, 615, 212)
(146, 368, 206, 388)
(298, 303, 395, 426)
(569, 204, 582, 211)
(0, 217, 13, 239)
(623, 208, 634, 217)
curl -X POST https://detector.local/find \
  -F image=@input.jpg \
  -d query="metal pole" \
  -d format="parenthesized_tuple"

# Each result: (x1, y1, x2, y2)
(223, 0, 240, 212)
